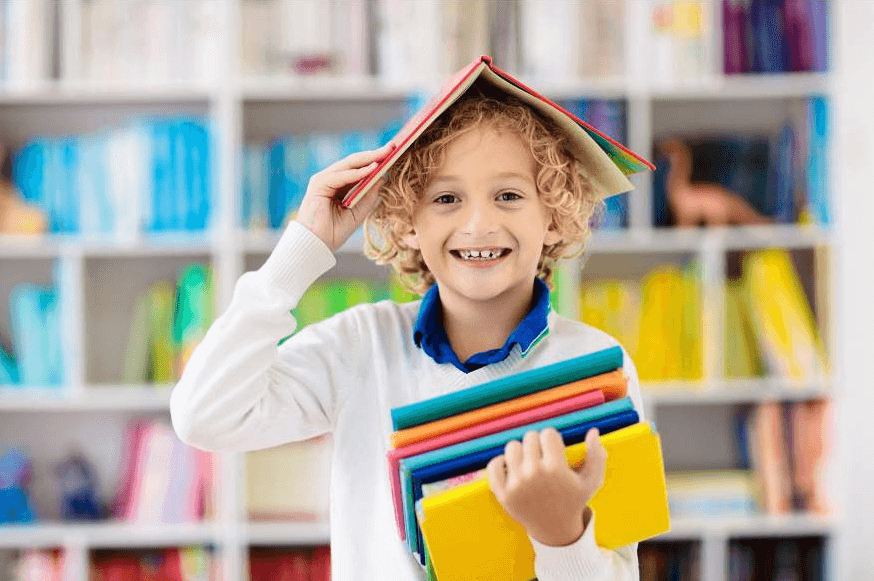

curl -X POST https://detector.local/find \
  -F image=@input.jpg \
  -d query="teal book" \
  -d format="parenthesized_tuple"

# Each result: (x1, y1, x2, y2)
(391, 345, 623, 430)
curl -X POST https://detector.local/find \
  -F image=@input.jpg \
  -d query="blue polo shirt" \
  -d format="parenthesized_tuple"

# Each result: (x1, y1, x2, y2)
(412, 278, 552, 373)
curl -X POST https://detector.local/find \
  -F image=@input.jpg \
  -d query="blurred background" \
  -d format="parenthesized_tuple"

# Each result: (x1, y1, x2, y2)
(0, 0, 870, 579)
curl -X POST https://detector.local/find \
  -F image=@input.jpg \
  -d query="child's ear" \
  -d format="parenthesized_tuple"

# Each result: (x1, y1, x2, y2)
(544, 229, 561, 246)
(543, 219, 562, 246)
(402, 228, 420, 250)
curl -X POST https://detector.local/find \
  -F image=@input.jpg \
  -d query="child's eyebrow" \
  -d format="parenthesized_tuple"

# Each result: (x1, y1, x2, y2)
(429, 172, 534, 186)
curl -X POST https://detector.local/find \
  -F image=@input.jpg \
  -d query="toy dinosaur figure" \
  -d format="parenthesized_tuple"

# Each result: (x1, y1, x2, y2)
(657, 138, 772, 227)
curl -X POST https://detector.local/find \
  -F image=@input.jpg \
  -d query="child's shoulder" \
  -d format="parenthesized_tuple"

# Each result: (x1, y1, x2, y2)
(335, 297, 422, 334)
(548, 310, 631, 356)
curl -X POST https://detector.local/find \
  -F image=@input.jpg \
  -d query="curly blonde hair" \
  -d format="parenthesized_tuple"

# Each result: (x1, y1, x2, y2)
(363, 81, 605, 296)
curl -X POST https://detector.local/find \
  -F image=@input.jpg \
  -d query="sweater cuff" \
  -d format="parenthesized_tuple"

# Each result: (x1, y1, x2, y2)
(528, 506, 606, 579)
(258, 221, 337, 302)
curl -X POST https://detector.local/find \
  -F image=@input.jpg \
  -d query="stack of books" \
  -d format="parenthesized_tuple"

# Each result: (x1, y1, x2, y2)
(385, 345, 671, 581)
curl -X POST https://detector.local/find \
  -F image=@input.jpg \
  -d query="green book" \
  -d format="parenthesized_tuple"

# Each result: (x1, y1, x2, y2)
(391, 345, 623, 430)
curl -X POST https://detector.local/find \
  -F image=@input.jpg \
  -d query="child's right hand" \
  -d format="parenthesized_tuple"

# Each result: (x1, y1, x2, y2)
(293, 142, 395, 252)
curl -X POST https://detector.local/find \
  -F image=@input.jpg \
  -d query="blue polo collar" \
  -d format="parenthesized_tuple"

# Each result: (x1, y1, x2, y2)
(412, 278, 551, 373)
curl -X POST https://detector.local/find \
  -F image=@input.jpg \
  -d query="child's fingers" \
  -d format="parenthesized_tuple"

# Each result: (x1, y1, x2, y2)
(486, 455, 508, 494)
(313, 162, 378, 195)
(578, 428, 607, 490)
(539, 427, 566, 469)
(324, 143, 394, 173)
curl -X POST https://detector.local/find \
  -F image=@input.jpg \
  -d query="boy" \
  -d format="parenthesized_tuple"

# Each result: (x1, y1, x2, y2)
(171, 86, 646, 580)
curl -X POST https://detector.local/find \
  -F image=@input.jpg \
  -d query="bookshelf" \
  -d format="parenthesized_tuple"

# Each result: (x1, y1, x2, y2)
(0, 1, 843, 580)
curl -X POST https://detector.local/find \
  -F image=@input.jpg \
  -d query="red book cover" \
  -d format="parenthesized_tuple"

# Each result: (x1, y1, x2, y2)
(340, 54, 653, 209)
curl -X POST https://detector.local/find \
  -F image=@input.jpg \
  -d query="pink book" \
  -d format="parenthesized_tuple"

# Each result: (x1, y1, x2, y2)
(386, 389, 605, 540)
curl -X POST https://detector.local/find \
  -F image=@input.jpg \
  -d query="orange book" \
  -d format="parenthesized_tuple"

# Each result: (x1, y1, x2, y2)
(390, 369, 627, 448)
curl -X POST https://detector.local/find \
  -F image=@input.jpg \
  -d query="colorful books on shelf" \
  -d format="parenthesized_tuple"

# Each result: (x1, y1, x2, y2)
(386, 345, 670, 581)
(738, 249, 829, 384)
(652, 99, 831, 228)
(723, 0, 828, 74)
(11, 116, 213, 238)
(242, 122, 408, 231)
(90, 546, 218, 581)
(743, 399, 831, 516)
(249, 546, 330, 581)
(112, 418, 215, 524)
(122, 263, 215, 385)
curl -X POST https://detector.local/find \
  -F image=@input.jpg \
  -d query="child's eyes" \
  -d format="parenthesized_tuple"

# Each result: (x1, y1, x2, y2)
(497, 191, 523, 202)
(433, 191, 522, 204)
(434, 194, 458, 204)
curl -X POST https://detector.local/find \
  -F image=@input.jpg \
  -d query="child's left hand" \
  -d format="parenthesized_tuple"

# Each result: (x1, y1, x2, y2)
(486, 427, 607, 547)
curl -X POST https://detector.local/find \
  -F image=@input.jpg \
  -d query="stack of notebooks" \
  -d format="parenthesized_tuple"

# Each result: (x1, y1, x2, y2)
(386, 345, 671, 581)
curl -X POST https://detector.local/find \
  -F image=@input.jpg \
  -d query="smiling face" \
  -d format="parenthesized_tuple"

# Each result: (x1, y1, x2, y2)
(402, 123, 561, 310)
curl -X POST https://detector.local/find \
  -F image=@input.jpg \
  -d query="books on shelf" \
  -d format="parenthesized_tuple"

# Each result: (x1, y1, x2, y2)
(121, 263, 215, 385)
(3, 281, 63, 388)
(731, 399, 832, 516)
(77, 0, 219, 84)
(648, 0, 715, 85)
(0, 0, 56, 87)
(582, 261, 703, 383)
(249, 546, 330, 581)
(10, 116, 214, 239)
(652, 96, 831, 228)
(245, 435, 332, 522)
(90, 546, 219, 581)
(386, 345, 670, 580)
(113, 418, 215, 524)
(723, 0, 829, 75)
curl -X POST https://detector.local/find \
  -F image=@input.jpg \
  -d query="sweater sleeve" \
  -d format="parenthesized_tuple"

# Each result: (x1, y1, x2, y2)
(529, 507, 639, 581)
(170, 221, 369, 452)
(528, 346, 644, 580)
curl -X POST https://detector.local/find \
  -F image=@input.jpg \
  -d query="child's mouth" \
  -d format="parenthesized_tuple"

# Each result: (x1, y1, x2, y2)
(450, 248, 511, 267)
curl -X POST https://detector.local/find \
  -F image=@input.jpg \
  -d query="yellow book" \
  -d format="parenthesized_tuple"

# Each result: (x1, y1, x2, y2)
(419, 422, 670, 581)
(743, 249, 828, 382)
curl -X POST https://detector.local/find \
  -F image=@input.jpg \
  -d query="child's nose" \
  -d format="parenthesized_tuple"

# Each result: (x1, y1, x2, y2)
(460, 200, 499, 236)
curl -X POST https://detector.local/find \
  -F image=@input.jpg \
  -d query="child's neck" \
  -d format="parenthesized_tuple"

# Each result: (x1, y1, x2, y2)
(440, 288, 535, 363)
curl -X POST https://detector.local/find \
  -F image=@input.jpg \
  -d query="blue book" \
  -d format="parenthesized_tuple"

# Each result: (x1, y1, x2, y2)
(772, 122, 796, 223)
(187, 118, 212, 231)
(150, 119, 175, 232)
(268, 140, 286, 229)
(13, 141, 45, 209)
(405, 406, 640, 561)
(391, 345, 623, 430)
(9, 285, 48, 385)
(171, 120, 191, 232)
(0, 342, 18, 385)
(807, 97, 830, 226)
(78, 134, 114, 234)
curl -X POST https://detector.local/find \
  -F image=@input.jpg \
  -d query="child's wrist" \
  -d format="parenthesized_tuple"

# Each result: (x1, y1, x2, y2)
(527, 508, 587, 547)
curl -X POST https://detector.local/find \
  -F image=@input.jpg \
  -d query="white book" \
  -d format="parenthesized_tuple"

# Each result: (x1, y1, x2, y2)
(189, 0, 220, 82)
(519, 0, 577, 82)
(245, 435, 332, 521)
(240, 0, 275, 76)
(108, 122, 149, 241)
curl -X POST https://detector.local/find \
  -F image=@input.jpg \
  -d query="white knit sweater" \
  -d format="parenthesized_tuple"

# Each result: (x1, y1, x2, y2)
(170, 221, 646, 581)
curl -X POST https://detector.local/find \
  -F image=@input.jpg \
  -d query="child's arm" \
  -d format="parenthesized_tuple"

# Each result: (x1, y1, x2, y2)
(485, 346, 644, 580)
(170, 144, 392, 452)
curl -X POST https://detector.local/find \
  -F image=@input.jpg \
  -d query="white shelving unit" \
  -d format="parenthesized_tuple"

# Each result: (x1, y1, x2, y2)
(0, 1, 841, 580)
